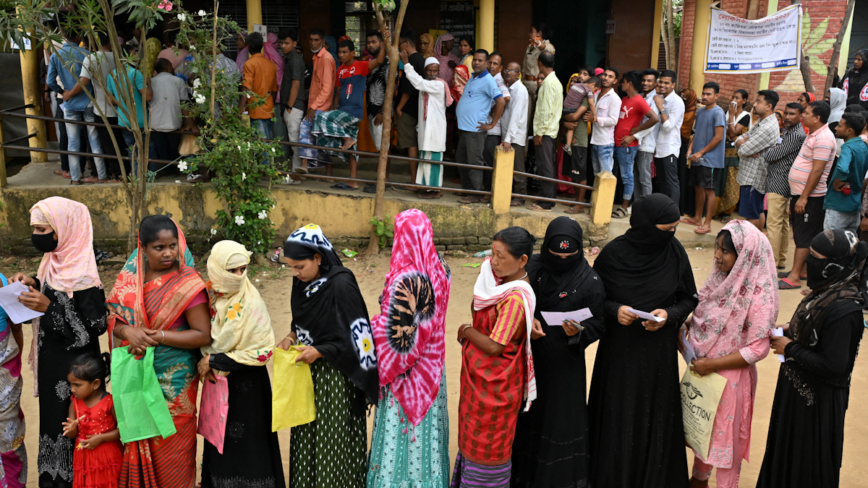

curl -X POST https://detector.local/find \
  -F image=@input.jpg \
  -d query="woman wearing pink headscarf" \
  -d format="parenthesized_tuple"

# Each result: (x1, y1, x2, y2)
(680, 220, 778, 488)
(11, 197, 107, 488)
(433, 33, 460, 83)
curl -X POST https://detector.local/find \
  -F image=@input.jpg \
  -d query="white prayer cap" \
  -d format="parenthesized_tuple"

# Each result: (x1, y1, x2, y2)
(424, 57, 439, 67)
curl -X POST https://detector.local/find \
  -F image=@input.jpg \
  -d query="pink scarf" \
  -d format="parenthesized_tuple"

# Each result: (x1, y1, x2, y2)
(473, 258, 537, 411)
(433, 33, 460, 82)
(689, 220, 778, 360)
(371, 210, 451, 426)
(423, 79, 453, 121)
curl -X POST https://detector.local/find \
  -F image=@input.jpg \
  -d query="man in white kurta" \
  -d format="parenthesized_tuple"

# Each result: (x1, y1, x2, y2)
(401, 53, 453, 198)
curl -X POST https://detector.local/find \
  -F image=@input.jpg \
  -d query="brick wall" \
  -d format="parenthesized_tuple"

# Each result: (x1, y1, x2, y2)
(678, 0, 848, 106)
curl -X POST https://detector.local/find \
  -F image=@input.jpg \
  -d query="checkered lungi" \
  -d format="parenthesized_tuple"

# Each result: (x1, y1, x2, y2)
(312, 109, 360, 162)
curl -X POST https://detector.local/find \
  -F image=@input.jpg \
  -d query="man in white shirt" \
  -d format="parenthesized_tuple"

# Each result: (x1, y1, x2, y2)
(653, 69, 685, 205)
(587, 67, 621, 174)
(630, 68, 661, 199)
(483, 52, 511, 192)
(149, 58, 189, 165)
(500, 61, 529, 206)
(401, 52, 453, 199)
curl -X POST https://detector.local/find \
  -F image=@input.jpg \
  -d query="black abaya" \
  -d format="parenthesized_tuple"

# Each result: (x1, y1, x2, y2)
(201, 355, 285, 488)
(588, 195, 698, 488)
(755, 301, 864, 488)
(511, 218, 606, 488)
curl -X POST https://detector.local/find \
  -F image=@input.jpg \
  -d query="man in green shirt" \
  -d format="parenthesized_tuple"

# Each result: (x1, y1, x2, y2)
(528, 51, 562, 211)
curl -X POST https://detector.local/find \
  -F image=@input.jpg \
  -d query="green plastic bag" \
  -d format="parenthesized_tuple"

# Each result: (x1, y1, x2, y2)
(272, 346, 316, 431)
(111, 347, 177, 443)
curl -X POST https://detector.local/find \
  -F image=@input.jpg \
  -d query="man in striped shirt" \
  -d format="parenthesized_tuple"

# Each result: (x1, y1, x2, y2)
(765, 103, 806, 271)
(780, 101, 836, 290)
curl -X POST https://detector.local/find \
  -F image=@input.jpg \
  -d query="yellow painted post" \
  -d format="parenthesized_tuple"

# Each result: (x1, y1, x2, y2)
(689, 0, 713, 95)
(18, 25, 46, 163)
(246, 0, 263, 32)
(651, 0, 664, 67)
(490, 146, 514, 215)
(478, 0, 495, 53)
(590, 171, 616, 226)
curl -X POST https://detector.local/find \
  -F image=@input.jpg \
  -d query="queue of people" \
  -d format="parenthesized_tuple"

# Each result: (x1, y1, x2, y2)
(0, 193, 860, 488)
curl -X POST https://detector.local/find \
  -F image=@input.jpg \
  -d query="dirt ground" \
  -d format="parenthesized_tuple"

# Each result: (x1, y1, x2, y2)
(10, 242, 868, 487)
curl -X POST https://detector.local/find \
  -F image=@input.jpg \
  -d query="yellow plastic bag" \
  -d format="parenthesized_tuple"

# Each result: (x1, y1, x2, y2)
(272, 346, 316, 431)
(680, 369, 728, 461)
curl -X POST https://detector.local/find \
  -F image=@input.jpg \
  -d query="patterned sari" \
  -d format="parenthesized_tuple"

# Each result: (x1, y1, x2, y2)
(0, 273, 26, 488)
(106, 228, 207, 488)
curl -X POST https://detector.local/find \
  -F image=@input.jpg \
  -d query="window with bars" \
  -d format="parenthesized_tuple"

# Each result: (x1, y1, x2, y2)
(219, 0, 299, 55)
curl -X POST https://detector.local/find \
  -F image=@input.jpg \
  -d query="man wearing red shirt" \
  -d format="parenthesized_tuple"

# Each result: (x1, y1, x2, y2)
(613, 70, 658, 217)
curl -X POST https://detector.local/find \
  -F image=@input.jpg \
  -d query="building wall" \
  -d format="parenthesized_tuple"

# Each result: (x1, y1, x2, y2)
(497, 0, 533, 66)
(679, 0, 850, 106)
(608, 0, 657, 75)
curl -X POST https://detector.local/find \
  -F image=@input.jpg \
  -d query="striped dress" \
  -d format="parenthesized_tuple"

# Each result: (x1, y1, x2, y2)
(453, 291, 527, 487)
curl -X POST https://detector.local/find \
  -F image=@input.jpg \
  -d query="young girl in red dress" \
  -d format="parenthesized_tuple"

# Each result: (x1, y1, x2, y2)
(61, 352, 123, 488)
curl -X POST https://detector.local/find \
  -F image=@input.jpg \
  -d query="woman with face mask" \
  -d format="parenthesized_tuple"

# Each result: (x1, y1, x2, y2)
(511, 217, 605, 488)
(588, 194, 699, 488)
(278, 224, 378, 488)
(106, 215, 212, 488)
(681, 221, 779, 488)
(757, 229, 867, 488)
(198, 241, 282, 488)
(10, 197, 107, 488)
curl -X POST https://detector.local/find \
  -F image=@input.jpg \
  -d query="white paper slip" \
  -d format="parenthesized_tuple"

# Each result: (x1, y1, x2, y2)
(0, 281, 44, 324)
(541, 308, 593, 327)
(627, 307, 664, 323)
(682, 329, 697, 366)
(772, 327, 785, 363)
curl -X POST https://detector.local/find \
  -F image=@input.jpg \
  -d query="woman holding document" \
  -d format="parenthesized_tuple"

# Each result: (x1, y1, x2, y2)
(511, 217, 605, 488)
(588, 194, 698, 488)
(756, 229, 867, 488)
(680, 220, 777, 488)
(12, 197, 107, 488)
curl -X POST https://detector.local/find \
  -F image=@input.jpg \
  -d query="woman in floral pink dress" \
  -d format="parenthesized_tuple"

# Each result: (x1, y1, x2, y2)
(680, 219, 779, 488)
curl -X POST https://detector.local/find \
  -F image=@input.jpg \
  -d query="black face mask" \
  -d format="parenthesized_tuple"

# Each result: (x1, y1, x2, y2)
(32, 231, 58, 253)
(805, 254, 839, 290)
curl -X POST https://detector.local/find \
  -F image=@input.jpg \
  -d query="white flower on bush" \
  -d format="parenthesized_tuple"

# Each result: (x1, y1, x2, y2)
(177, 13, 186, 22)
(190, 45, 196, 51)
(272, 147, 276, 153)
(178, 160, 188, 172)
(194, 92, 206, 104)
(284, 175, 292, 184)
(234, 215, 246, 226)
(242, 172, 247, 181)
(198, 10, 207, 16)
(210, 228, 218, 236)
(237, 145, 241, 151)
(193, 78, 202, 88)
(258, 210, 268, 219)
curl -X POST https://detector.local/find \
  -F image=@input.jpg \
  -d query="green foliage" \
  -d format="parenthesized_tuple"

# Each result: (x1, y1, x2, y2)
(368, 216, 394, 249)
(175, 9, 287, 255)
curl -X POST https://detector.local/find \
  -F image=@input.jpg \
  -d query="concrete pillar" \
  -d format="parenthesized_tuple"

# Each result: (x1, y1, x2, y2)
(590, 171, 616, 226)
(490, 146, 514, 215)
(18, 24, 47, 162)
(246, 0, 263, 32)
(688, 0, 712, 95)
(651, 0, 663, 67)
(478, 0, 495, 53)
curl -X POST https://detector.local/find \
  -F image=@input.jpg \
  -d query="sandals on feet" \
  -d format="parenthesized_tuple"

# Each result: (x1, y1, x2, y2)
(612, 207, 628, 219)
(778, 278, 801, 290)
(527, 204, 551, 212)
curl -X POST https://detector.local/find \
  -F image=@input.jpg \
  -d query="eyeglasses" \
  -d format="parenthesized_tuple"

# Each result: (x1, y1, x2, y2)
(504, 68, 519, 73)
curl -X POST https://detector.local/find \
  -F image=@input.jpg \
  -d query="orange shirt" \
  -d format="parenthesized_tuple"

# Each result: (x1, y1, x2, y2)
(242, 53, 278, 119)
(309, 48, 336, 112)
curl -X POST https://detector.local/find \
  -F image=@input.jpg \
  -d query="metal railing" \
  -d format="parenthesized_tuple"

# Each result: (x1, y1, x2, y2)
(514, 169, 594, 208)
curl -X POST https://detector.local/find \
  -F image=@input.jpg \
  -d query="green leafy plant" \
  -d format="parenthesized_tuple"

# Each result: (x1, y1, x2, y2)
(174, 6, 287, 255)
(368, 216, 394, 249)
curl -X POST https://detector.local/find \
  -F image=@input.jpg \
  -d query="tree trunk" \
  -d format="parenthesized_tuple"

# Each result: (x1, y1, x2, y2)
(791, 0, 814, 94)
(824, 0, 856, 94)
(665, 0, 677, 73)
(660, 4, 670, 70)
(364, 1, 410, 257)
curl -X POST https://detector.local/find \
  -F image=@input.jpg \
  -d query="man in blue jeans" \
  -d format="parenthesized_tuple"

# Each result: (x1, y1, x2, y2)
(47, 28, 108, 184)
(588, 67, 620, 175)
(612, 71, 658, 217)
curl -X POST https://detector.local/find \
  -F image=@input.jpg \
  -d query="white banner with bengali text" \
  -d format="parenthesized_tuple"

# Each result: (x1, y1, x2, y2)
(705, 4, 802, 74)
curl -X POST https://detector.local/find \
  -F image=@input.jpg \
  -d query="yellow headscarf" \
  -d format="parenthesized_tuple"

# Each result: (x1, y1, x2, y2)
(202, 240, 275, 367)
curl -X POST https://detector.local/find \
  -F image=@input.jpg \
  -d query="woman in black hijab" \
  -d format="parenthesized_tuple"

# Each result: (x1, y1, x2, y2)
(842, 49, 868, 110)
(757, 229, 866, 488)
(278, 223, 378, 488)
(588, 194, 698, 488)
(511, 217, 606, 488)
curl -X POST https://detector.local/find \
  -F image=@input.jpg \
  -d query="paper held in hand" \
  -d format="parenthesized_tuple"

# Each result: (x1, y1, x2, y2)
(772, 327, 785, 363)
(627, 307, 664, 323)
(541, 308, 592, 327)
(0, 281, 44, 324)
(682, 329, 697, 366)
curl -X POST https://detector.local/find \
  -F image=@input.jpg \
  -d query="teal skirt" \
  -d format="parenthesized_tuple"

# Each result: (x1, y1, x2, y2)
(367, 368, 450, 488)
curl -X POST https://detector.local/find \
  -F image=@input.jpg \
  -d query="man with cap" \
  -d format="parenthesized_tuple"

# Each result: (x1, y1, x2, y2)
(400, 51, 454, 199)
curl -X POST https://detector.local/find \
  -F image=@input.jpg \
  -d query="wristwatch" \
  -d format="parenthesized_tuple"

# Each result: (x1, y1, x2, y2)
(660, 108, 667, 115)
